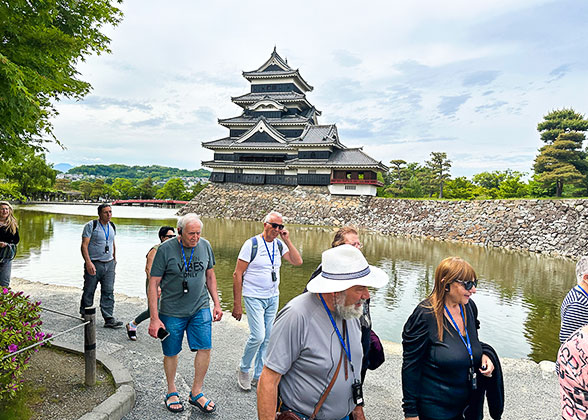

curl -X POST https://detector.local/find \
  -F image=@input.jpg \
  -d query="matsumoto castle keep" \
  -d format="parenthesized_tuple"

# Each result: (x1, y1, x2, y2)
(202, 48, 388, 196)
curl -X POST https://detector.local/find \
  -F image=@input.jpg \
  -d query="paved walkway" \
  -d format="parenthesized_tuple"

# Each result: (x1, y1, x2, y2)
(14, 278, 561, 420)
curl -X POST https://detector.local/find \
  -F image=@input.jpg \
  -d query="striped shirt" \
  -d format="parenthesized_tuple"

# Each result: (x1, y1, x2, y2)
(560, 286, 588, 344)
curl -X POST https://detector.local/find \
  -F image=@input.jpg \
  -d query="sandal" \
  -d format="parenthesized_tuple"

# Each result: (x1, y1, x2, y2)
(189, 392, 216, 413)
(126, 323, 137, 341)
(165, 392, 184, 413)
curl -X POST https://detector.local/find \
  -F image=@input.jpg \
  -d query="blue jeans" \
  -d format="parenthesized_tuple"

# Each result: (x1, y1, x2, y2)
(0, 260, 12, 288)
(240, 295, 279, 379)
(79, 260, 116, 320)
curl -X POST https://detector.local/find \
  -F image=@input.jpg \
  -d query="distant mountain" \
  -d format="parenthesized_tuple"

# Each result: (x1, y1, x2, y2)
(66, 164, 210, 180)
(54, 163, 74, 173)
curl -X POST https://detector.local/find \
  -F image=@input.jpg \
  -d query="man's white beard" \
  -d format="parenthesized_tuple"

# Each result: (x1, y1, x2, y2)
(334, 292, 365, 319)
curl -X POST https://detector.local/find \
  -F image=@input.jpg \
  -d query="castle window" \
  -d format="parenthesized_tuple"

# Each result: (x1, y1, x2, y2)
(235, 168, 243, 174)
(345, 185, 356, 190)
(308, 170, 316, 174)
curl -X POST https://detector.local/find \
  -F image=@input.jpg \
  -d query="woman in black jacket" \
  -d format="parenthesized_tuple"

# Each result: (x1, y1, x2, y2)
(0, 201, 19, 288)
(401, 257, 494, 420)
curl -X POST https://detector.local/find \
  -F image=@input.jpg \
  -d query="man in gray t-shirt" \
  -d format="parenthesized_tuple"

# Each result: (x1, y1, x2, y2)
(148, 213, 223, 414)
(79, 203, 122, 328)
(258, 245, 389, 420)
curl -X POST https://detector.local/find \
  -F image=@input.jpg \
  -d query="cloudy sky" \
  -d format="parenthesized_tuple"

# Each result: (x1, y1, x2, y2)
(46, 0, 588, 177)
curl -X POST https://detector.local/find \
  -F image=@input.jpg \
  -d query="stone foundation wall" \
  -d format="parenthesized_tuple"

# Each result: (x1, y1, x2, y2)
(179, 183, 588, 258)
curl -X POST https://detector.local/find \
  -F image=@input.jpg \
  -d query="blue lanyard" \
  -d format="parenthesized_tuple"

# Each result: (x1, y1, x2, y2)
(444, 304, 473, 364)
(262, 235, 275, 268)
(99, 221, 109, 241)
(319, 294, 354, 373)
(180, 242, 195, 272)
(577, 285, 588, 299)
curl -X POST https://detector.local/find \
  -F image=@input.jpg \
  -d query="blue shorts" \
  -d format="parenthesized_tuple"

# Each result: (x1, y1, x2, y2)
(159, 308, 212, 357)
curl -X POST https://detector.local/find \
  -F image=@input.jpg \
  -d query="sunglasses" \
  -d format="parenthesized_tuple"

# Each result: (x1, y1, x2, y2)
(453, 279, 478, 290)
(267, 222, 284, 230)
(163, 234, 176, 238)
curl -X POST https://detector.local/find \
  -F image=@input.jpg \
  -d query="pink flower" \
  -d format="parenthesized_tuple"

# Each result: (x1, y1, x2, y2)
(2, 288, 8, 294)
(8, 344, 18, 353)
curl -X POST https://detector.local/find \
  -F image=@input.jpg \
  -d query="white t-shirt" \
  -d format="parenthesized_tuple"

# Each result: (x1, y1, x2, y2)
(237, 234, 289, 298)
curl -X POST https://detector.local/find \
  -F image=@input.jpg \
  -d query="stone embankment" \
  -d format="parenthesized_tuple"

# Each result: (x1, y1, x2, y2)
(179, 183, 588, 258)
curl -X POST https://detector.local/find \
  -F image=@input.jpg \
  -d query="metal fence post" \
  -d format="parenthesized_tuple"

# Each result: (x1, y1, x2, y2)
(83, 306, 96, 386)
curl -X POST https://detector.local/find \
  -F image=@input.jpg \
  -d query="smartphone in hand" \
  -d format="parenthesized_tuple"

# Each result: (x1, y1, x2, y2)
(157, 327, 170, 341)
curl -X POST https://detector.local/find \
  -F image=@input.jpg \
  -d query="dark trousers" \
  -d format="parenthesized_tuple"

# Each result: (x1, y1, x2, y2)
(80, 260, 116, 320)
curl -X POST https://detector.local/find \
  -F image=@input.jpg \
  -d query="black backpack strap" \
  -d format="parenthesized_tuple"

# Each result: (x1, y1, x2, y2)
(93, 219, 116, 234)
(250, 236, 258, 262)
(276, 239, 283, 255)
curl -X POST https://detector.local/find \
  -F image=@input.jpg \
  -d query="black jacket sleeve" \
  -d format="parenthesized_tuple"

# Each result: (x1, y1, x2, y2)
(401, 304, 430, 418)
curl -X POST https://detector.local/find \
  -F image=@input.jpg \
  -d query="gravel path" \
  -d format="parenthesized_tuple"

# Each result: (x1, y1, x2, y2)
(13, 278, 561, 420)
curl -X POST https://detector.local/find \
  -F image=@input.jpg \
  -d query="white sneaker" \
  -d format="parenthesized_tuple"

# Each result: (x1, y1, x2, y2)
(237, 369, 251, 391)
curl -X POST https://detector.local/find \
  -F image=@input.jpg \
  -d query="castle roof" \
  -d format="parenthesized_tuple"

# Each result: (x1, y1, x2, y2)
(242, 48, 313, 92)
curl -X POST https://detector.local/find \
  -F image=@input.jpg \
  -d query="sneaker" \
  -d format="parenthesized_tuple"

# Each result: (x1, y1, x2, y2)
(126, 322, 137, 340)
(251, 377, 258, 387)
(104, 318, 123, 329)
(237, 369, 251, 391)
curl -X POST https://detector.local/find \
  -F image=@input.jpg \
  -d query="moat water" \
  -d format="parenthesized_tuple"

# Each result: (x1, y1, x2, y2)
(12, 204, 576, 362)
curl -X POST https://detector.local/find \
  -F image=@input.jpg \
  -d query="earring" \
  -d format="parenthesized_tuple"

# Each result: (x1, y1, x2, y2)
(444, 285, 450, 292)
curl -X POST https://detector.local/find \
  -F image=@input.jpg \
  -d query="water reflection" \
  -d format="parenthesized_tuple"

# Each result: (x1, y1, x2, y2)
(11, 205, 576, 362)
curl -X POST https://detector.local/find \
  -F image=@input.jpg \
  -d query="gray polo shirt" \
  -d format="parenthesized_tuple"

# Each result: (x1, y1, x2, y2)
(265, 292, 362, 419)
(82, 220, 115, 262)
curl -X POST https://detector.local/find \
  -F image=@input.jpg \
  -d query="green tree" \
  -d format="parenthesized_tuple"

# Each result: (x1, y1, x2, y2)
(443, 177, 478, 200)
(384, 159, 409, 197)
(425, 152, 452, 198)
(537, 108, 588, 144)
(0, 0, 123, 161)
(3, 150, 56, 198)
(496, 174, 529, 198)
(401, 176, 425, 198)
(54, 178, 71, 191)
(156, 178, 186, 200)
(534, 131, 586, 197)
(111, 178, 135, 199)
(137, 177, 155, 199)
(78, 181, 93, 200)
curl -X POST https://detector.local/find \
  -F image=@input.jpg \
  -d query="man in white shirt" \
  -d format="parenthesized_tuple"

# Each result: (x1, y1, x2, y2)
(232, 211, 303, 391)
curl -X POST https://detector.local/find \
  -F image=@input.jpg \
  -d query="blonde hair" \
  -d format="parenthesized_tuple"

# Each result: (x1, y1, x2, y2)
(0, 201, 18, 235)
(426, 257, 477, 341)
(331, 226, 358, 248)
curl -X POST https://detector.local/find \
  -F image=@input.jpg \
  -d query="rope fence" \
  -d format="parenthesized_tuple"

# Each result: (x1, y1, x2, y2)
(1, 306, 98, 386)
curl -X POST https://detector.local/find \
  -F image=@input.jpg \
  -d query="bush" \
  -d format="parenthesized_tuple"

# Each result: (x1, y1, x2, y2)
(0, 288, 49, 400)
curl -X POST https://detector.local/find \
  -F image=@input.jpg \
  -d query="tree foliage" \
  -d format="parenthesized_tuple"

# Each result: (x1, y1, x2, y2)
(0, 0, 123, 160)
(67, 164, 210, 180)
(534, 113, 587, 197)
(537, 108, 588, 144)
(425, 152, 452, 198)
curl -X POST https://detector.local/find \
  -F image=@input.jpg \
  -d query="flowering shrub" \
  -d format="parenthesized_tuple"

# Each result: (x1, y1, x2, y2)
(0, 288, 49, 400)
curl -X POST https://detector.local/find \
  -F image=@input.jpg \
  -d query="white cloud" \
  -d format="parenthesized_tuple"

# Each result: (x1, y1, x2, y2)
(46, 0, 588, 178)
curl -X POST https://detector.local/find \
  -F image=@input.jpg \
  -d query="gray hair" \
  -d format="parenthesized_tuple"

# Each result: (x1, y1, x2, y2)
(177, 213, 203, 231)
(263, 211, 283, 223)
(577, 256, 588, 284)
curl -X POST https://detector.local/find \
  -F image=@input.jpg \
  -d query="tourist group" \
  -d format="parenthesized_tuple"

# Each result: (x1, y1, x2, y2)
(2, 201, 588, 419)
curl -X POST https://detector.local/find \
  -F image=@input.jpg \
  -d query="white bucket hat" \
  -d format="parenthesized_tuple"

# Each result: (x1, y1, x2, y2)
(307, 244, 389, 293)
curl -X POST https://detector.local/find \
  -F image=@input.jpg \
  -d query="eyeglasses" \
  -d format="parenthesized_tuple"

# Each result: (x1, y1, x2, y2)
(266, 222, 284, 230)
(453, 279, 478, 290)
(163, 234, 176, 239)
